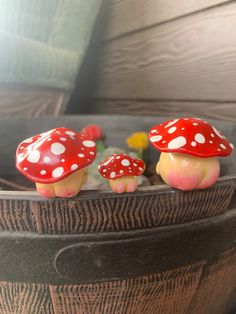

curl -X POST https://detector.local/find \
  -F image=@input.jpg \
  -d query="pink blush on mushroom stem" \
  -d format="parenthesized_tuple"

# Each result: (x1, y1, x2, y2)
(156, 152, 220, 191)
(167, 172, 201, 191)
(198, 169, 220, 189)
(113, 183, 126, 193)
(56, 189, 77, 198)
(109, 176, 138, 193)
(126, 180, 138, 192)
(37, 188, 55, 198)
(167, 167, 219, 191)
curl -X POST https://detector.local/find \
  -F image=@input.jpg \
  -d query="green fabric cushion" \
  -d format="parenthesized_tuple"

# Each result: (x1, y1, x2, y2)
(0, 0, 102, 91)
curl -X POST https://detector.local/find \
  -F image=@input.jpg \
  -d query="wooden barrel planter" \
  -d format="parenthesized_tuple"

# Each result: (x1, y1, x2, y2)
(0, 115, 235, 314)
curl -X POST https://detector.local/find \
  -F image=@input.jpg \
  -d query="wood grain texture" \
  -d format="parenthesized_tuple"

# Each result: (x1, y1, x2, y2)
(99, 0, 231, 40)
(0, 282, 53, 314)
(0, 85, 65, 117)
(189, 248, 236, 314)
(93, 3, 236, 102)
(0, 249, 234, 313)
(29, 180, 235, 234)
(92, 100, 236, 122)
(0, 199, 37, 232)
(50, 262, 204, 314)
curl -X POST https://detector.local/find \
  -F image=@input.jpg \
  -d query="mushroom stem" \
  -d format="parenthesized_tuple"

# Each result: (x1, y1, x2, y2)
(109, 176, 138, 193)
(156, 152, 220, 191)
(36, 168, 88, 198)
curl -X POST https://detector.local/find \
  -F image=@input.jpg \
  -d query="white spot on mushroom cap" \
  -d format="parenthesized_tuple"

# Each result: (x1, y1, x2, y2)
(181, 127, 185, 130)
(220, 144, 226, 150)
(150, 135, 162, 143)
(193, 123, 198, 126)
(82, 140, 95, 147)
(20, 146, 24, 150)
(168, 136, 186, 149)
(209, 140, 213, 144)
(120, 170, 124, 174)
(90, 151, 95, 155)
(164, 119, 179, 128)
(51, 143, 65, 155)
(168, 126, 177, 134)
(121, 159, 130, 166)
(213, 126, 224, 139)
(52, 167, 64, 178)
(134, 163, 137, 167)
(230, 143, 234, 149)
(44, 156, 50, 163)
(195, 133, 205, 144)
(60, 137, 67, 142)
(40, 170, 47, 175)
(78, 153, 85, 158)
(110, 172, 116, 179)
(17, 153, 25, 163)
(65, 131, 75, 136)
(23, 167, 28, 171)
(138, 167, 143, 171)
(71, 164, 78, 171)
(23, 138, 33, 144)
(27, 150, 40, 163)
(191, 141, 197, 147)
(211, 133, 215, 138)
(61, 159, 65, 162)
(103, 169, 107, 173)
(150, 129, 157, 133)
(116, 156, 121, 159)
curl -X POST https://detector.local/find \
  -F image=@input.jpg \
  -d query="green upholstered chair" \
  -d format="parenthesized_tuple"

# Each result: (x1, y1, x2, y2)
(0, 0, 102, 117)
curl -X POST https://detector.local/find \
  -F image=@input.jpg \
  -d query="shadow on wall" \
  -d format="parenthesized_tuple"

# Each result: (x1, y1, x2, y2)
(66, 0, 111, 114)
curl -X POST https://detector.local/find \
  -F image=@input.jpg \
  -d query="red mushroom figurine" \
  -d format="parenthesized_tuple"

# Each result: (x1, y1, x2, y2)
(98, 154, 145, 193)
(149, 117, 234, 191)
(16, 127, 96, 198)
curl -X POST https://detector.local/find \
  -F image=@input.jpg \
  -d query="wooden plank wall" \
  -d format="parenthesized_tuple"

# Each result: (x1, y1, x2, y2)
(78, 0, 236, 122)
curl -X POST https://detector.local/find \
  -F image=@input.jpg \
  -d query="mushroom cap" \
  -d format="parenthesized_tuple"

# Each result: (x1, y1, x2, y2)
(149, 117, 233, 158)
(98, 154, 145, 179)
(16, 127, 96, 183)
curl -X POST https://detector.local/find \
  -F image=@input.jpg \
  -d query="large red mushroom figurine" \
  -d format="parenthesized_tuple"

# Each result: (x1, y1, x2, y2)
(16, 127, 96, 198)
(149, 117, 234, 191)
(98, 154, 145, 193)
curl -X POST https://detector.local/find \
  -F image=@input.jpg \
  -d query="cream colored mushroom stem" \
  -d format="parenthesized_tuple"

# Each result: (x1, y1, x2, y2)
(36, 168, 88, 198)
(109, 176, 138, 193)
(156, 152, 220, 191)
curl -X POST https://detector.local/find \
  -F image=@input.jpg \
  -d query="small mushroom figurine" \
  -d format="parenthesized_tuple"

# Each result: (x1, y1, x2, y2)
(149, 118, 234, 191)
(16, 127, 96, 198)
(98, 154, 145, 193)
